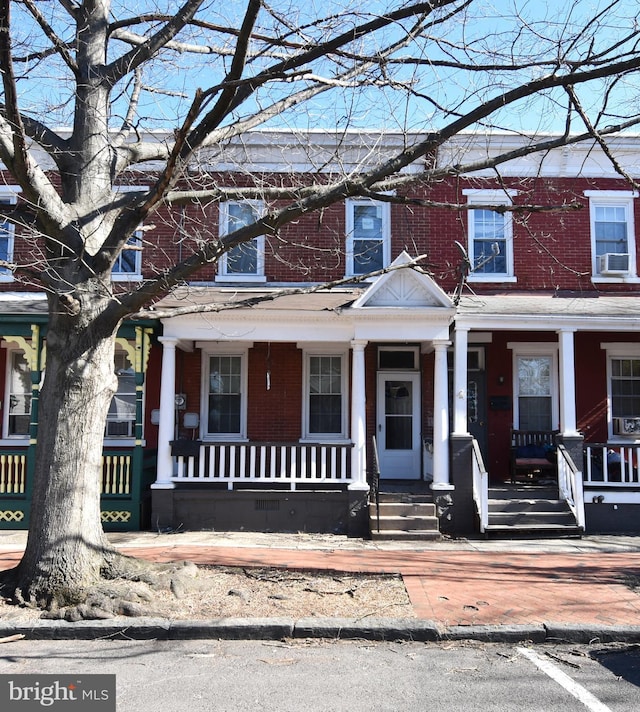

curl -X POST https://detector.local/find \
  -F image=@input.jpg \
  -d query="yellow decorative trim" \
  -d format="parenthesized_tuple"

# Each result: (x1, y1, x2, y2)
(115, 337, 136, 370)
(101, 510, 132, 523)
(136, 327, 153, 374)
(0, 510, 25, 522)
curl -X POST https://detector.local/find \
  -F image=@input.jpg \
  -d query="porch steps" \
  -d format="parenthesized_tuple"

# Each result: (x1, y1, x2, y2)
(369, 493, 440, 541)
(484, 486, 582, 537)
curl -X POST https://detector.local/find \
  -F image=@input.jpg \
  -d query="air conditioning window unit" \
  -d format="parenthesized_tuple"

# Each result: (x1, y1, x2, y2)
(613, 417, 640, 436)
(598, 252, 630, 275)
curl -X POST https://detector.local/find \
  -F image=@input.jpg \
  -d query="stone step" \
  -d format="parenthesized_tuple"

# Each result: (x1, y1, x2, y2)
(375, 492, 434, 504)
(370, 501, 436, 517)
(487, 510, 577, 527)
(370, 528, 442, 541)
(369, 514, 439, 532)
(488, 498, 569, 513)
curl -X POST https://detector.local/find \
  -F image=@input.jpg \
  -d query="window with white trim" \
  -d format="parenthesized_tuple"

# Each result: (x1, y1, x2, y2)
(106, 348, 136, 437)
(346, 198, 390, 277)
(303, 351, 347, 439)
(203, 349, 247, 438)
(4, 349, 31, 438)
(0, 188, 20, 281)
(602, 344, 640, 438)
(111, 228, 143, 280)
(509, 343, 559, 431)
(464, 189, 517, 281)
(218, 200, 265, 281)
(585, 191, 637, 279)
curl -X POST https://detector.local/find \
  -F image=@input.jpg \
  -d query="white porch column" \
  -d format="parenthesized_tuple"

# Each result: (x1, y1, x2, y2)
(349, 339, 369, 491)
(558, 328, 579, 436)
(432, 339, 453, 490)
(453, 326, 469, 435)
(153, 336, 178, 489)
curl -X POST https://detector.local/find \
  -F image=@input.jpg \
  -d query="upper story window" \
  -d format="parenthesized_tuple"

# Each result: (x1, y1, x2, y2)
(111, 229, 143, 281)
(0, 188, 20, 282)
(218, 200, 266, 282)
(346, 198, 390, 277)
(585, 191, 637, 280)
(463, 189, 517, 282)
(302, 350, 348, 440)
(106, 349, 136, 437)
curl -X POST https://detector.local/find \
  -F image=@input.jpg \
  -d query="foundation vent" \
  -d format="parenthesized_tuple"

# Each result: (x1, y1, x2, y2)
(255, 499, 280, 511)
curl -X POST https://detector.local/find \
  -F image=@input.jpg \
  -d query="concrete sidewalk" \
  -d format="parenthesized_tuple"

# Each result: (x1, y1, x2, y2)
(2, 531, 640, 642)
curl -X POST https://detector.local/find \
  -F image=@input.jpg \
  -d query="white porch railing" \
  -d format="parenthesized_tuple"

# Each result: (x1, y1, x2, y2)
(584, 443, 640, 485)
(471, 438, 489, 533)
(557, 444, 585, 530)
(171, 441, 353, 490)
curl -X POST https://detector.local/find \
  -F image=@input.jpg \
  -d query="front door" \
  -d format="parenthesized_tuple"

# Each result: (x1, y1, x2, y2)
(376, 372, 421, 479)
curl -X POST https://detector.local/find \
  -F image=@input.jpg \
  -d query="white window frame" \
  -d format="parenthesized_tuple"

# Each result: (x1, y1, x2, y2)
(345, 197, 391, 278)
(217, 200, 266, 283)
(2, 346, 33, 441)
(463, 189, 517, 283)
(105, 346, 137, 441)
(601, 343, 640, 442)
(199, 343, 249, 441)
(508, 342, 559, 430)
(111, 227, 143, 282)
(112, 186, 147, 282)
(301, 346, 349, 442)
(585, 191, 638, 282)
(0, 187, 21, 283)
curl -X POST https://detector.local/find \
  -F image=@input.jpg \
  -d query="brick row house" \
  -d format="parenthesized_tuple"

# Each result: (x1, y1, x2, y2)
(1, 130, 640, 536)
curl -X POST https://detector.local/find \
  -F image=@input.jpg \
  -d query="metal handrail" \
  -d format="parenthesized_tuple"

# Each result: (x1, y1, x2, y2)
(369, 436, 381, 533)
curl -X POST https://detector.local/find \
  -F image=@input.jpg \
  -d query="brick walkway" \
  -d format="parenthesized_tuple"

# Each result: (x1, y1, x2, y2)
(2, 543, 640, 627)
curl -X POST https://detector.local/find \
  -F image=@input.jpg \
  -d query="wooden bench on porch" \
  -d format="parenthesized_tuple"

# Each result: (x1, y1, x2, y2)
(510, 430, 559, 483)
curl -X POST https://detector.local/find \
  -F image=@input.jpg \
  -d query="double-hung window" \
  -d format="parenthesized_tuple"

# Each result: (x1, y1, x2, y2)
(602, 344, 640, 438)
(111, 228, 143, 280)
(302, 350, 347, 440)
(346, 198, 390, 277)
(4, 350, 31, 438)
(585, 191, 637, 279)
(106, 349, 136, 437)
(464, 189, 517, 282)
(0, 188, 20, 281)
(218, 200, 265, 281)
(202, 347, 247, 439)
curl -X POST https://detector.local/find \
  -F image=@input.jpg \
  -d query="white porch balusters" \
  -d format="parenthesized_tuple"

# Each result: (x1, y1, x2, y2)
(349, 339, 369, 491)
(153, 336, 178, 489)
(432, 339, 453, 491)
(558, 329, 579, 437)
(453, 326, 469, 436)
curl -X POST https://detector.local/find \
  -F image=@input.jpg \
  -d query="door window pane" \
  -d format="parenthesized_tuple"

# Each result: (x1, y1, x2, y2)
(385, 380, 413, 449)
(517, 356, 552, 430)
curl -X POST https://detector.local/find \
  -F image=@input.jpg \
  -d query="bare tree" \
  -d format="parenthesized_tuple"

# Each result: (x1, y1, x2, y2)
(0, 0, 639, 612)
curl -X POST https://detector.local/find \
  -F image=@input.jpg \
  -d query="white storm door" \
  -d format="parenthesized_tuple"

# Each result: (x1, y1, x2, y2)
(376, 372, 421, 479)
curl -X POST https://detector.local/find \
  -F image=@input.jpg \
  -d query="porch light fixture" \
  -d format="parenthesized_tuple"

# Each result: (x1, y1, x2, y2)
(150, 409, 160, 425)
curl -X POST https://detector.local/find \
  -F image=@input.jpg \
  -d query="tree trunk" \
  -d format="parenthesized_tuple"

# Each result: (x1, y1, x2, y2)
(14, 290, 122, 607)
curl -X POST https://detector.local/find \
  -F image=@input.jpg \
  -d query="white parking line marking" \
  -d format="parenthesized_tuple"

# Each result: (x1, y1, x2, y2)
(517, 647, 612, 712)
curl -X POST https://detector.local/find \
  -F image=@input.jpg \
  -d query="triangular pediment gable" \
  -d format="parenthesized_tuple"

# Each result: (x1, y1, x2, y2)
(352, 252, 453, 309)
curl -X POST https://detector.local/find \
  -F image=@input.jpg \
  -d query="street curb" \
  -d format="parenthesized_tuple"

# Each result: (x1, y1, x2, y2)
(2, 618, 640, 643)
